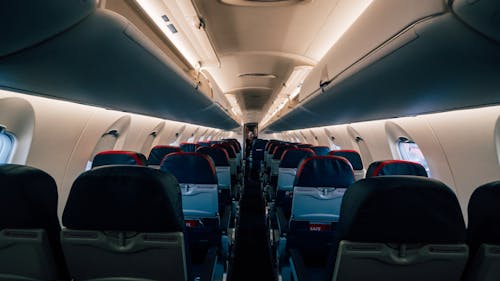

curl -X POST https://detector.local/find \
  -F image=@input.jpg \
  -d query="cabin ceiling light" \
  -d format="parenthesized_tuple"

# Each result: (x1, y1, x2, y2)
(225, 94, 242, 117)
(260, 66, 312, 126)
(136, 0, 219, 70)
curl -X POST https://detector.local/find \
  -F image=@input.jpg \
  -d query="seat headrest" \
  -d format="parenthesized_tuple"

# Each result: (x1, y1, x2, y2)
(280, 148, 315, 168)
(62, 165, 184, 232)
(179, 142, 199, 152)
(253, 139, 269, 149)
(92, 150, 147, 168)
(160, 152, 217, 184)
(467, 181, 500, 254)
(366, 160, 427, 177)
(213, 143, 236, 158)
(329, 150, 363, 170)
(297, 144, 312, 148)
(197, 141, 211, 147)
(267, 142, 280, 153)
(147, 145, 181, 165)
(338, 176, 465, 243)
(295, 156, 355, 188)
(311, 146, 331, 156)
(223, 139, 241, 152)
(273, 145, 297, 160)
(197, 146, 229, 166)
(0, 164, 60, 231)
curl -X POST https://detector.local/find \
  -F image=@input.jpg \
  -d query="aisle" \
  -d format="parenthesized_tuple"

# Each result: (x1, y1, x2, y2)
(227, 167, 276, 281)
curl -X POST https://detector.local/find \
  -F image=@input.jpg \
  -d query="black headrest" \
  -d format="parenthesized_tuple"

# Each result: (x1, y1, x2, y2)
(92, 150, 147, 168)
(467, 181, 500, 255)
(213, 143, 236, 158)
(180, 142, 199, 152)
(311, 146, 331, 156)
(0, 164, 60, 232)
(63, 165, 183, 232)
(329, 150, 363, 170)
(160, 152, 217, 184)
(148, 145, 181, 165)
(279, 148, 315, 168)
(297, 144, 312, 148)
(197, 142, 211, 147)
(197, 146, 229, 166)
(366, 160, 427, 177)
(273, 145, 297, 160)
(295, 156, 354, 188)
(337, 176, 466, 243)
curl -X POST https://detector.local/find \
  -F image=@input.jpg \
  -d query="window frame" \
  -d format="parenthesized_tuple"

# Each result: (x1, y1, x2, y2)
(397, 137, 431, 176)
(0, 127, 16, 164)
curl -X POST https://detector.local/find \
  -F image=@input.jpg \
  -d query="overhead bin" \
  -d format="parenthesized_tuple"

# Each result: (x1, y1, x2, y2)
(0, 1, 239, 130)
(267, 1, 500, 132)
(452, 0, 500, 43)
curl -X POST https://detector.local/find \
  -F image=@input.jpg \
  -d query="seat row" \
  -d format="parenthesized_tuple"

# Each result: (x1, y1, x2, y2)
(0, 139, 243, 281)
(251, 139, 499, 281)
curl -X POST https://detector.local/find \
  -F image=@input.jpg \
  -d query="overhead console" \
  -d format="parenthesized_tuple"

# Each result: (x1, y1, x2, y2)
(267, 0, 500, 132)
(0, 0, 239, 130)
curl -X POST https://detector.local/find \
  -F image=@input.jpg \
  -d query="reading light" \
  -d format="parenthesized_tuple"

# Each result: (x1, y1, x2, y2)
(135, 0, 219, 69)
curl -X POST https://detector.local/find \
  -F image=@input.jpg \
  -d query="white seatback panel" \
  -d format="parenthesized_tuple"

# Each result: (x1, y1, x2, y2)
(180, 183, 219, 218)
(291, 187, 346, 222)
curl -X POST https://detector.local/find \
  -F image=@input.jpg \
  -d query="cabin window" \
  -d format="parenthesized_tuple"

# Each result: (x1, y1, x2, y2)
(86, 130, 120, 170)
(331, 143, 341, 150)
(0, 127, 15, 164)
(397, 138, 431, 176)
(187, 134, 195, 143)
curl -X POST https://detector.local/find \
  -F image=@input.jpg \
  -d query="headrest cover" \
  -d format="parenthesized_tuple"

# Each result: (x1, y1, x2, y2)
(366, 160, 427, 177)
(223, 139, 241, 150)
(297, 144, 313, 148)
(92, 150, 147, 168)
(148, 145, 181, 165)
(338, 176, 465, 243)
(273, 145, 297, 160)
(0, 164, 60, 232)
(213, 143, 236, 158)
(329, 150, 363, 170)
(311, 146, 331, 156)
(197, 146, 229, 166)
(467, 181, 500, 255)
(63, 165, 184, 232)
(267, 142, 280, 153)
(197, 142, 211, 147)
(280, 148, 315, 168)
(161, 152, 217, 184)
(295, 156, 355, 188)
(180, 143, 199, 152)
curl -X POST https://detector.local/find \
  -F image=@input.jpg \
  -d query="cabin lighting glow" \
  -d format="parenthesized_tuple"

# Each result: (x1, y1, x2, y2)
(226, 94, 242, 116)
(260, 66, 312, 126)
(136, 0, 219, 69)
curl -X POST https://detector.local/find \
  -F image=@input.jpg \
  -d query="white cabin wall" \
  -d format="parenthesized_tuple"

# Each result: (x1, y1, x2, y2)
(269, 105, 500, 219)
(0, 90, 232, 219)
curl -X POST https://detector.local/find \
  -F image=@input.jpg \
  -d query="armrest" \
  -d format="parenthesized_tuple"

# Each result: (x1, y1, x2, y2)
(289, 248, 308, 281)
(220, 205, 232, 233)
(198, 247, 218, 281)
(276, 207, 290, 236)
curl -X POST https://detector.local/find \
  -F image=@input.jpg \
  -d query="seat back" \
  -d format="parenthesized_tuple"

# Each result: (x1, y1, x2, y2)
(365, 160, 428, 177)
(271, 144, 296, 177)
(329, 150, 364, 180)
(197, 146, 232, 205)
(180, 142, 199, 152)
(197, 141, 211, 147)
(331, 176, 468, 281)
(92, 150, 147, 168)
(276, 148, 315, 209)
(252, 139, 268, 169)
(62, 165, 187, 281)
(291, 156, 354, 223)
(0, 164, 67, 281)
(161, 152, 219, 219)
(311, 146, 331, 156)
(147, 145, 181, 168)
(297, 144, 312, 148)
(464, 180, 500, 281)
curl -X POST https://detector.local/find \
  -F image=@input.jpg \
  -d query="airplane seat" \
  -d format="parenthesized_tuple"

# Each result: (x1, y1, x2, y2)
(463, 180, 500, 281)
(252, 139, 269, 171)
(0, 164, 69, 281)
(270, 144, 297, 187)
(297, 144, 312, 148)
(323, 176, 468, 281)
(329, 150, 365, 180)
(161, 152, 229, 262)
(91, 150, 147, 168)
(264, 141, 280, 175)
(214, 143, 239, 183)
(197, 141, 211, 147)
(285, 156, 355, 270)
(147, 145, 181, 168)
(311, 146, 331, 156)
(180, 142, 199, 152)
(197, 146, 233, 206)
(275, 148, 316, 215)
(366, 160, 428, 177)
(61, 165, 214, 281)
